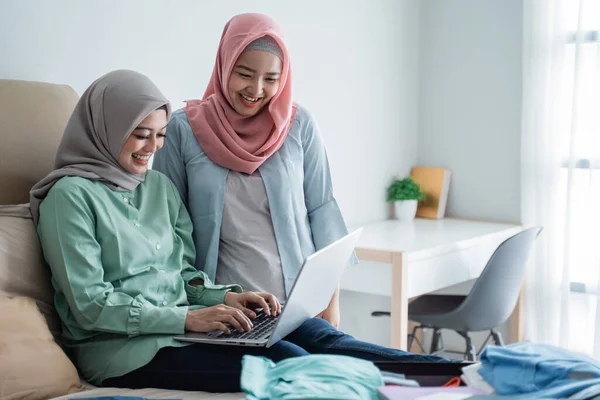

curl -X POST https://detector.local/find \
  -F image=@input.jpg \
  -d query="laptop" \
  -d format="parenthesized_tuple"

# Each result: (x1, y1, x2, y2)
(174, 228, 362, 348)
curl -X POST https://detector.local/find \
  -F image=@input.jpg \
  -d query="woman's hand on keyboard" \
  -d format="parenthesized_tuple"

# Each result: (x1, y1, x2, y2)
(184, 305, 253, 334)
(224, 291, 282, 318)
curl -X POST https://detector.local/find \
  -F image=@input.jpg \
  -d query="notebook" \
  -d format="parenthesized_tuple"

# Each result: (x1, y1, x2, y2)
(410, 166, 452, 219)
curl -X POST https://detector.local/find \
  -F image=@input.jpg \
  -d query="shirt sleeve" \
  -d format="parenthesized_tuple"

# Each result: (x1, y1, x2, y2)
(169, 179, 243, 306)
(38, 184, 188, 337)
(301, 109, 358, 264)
(153, 112, 189, 207)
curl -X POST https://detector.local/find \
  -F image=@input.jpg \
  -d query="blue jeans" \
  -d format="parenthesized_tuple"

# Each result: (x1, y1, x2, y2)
(103, 318, 444, 392)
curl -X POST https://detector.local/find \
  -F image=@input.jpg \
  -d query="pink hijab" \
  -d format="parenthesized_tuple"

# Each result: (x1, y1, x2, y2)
(184, 13, 297, 175)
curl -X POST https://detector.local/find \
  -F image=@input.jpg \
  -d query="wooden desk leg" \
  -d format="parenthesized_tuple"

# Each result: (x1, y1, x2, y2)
(509, 282, 525, 343)
(390, 252, 408, 350)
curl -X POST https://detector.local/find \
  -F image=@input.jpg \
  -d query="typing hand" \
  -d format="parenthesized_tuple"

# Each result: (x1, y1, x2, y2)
(224, 291, 282, 318)
(184, 304, 253, 334)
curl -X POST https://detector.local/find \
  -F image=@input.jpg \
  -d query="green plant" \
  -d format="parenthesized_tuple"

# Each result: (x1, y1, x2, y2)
(386, 177, 426, 202)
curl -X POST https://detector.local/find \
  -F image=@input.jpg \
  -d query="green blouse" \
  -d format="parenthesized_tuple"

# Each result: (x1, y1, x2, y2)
(37, 170, 242, 385)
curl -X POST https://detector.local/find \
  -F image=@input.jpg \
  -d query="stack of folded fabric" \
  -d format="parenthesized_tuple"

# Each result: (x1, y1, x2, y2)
(463, 342, 600, 399)
(241, 355, 474, 399)
(241, 344, 600, 399)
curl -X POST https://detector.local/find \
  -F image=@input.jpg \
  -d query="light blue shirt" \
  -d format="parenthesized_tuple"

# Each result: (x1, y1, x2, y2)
(153, 106, 354, 295)
(479, 342, 600, 399)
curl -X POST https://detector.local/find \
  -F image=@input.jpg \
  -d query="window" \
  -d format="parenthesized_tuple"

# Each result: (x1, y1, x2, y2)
(562, 0, 600, 355)
(562, 0, 600, 292)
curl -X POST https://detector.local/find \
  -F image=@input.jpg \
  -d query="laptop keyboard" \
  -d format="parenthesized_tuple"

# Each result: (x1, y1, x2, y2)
(217, 309, 280, 340)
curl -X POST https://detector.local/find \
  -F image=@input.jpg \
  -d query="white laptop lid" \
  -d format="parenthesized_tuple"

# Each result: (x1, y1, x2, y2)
(267, 228, 363, 347)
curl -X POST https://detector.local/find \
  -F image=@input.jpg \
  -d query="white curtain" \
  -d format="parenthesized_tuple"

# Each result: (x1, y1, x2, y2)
(522, 0, 600, 356)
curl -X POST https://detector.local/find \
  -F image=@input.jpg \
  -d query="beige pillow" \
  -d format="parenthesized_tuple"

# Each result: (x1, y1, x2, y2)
(0, 79, 79, 205)
(0, 204, 62, 340)
(0, 296, 84, 399)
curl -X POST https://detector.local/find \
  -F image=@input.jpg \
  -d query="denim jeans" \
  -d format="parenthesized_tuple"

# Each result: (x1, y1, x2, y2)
(103, 317, 445, 392)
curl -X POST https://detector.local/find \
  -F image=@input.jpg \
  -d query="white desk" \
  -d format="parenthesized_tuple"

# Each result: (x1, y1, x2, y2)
(342, 218, 522, 350)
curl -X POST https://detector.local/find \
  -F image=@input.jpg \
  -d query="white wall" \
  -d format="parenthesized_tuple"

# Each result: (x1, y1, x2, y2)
(418, 0, 523, 224)
(0, 0, 420, 227)
(416, 0, 524, 355)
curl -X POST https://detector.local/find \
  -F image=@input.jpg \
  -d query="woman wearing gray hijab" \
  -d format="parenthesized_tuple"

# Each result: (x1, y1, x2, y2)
(31, 70, 300, 390)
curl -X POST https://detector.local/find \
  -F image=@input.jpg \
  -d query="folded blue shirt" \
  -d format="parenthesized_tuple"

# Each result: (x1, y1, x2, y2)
(240, 354, 384, 400)
(479, 342, 600, 398)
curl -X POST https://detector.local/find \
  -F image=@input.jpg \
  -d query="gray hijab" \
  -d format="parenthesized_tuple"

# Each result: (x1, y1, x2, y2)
(30, 69, 171, 225)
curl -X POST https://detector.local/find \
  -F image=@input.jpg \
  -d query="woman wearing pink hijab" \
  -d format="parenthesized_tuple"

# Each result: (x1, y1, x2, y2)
(147, 12, 444, 391)
(155, 12, 346, 330)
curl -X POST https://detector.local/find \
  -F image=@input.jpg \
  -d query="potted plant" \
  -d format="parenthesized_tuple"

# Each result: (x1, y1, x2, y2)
(386, 177, 426, 221)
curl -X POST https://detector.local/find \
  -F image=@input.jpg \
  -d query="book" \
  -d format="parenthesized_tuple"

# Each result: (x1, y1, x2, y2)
(410, 166, 452, 219)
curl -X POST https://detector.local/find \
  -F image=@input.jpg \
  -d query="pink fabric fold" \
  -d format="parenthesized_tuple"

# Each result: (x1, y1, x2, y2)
(184, 13, 297, 174)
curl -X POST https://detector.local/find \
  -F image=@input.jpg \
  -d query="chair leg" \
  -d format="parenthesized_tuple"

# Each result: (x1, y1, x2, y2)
(407, 325, 417, 351)
(465, 335, 476, 361)
(491, 329, 504, 346)
(407, 325, 429, 353)
(430, 328, 442, 354)
(457, 331, 477, 361)
(477, 331, 493, 357)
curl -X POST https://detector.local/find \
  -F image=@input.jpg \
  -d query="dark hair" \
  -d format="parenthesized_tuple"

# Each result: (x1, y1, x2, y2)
(157, 104, 168, 112)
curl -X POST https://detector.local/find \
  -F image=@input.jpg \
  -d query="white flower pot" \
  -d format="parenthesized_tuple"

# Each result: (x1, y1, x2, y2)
(394, 200, 418, 221)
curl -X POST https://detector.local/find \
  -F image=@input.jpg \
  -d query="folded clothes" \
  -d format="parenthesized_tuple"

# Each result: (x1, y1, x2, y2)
(479, 342, 600, 399)
(240, 354, 384, 400)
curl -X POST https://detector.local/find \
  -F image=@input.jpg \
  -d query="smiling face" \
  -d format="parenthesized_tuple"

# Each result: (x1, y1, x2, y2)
(227, 50, 283, 116)
(118, 108, 168, 174)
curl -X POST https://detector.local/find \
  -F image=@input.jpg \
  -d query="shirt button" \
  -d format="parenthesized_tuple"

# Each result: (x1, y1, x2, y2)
(156, 244, 161, 250)
(162, 301, 168, 306)
(123, 197, 128, 203)
(159, 269, 165, 274)
(134, 222, 141, 227)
